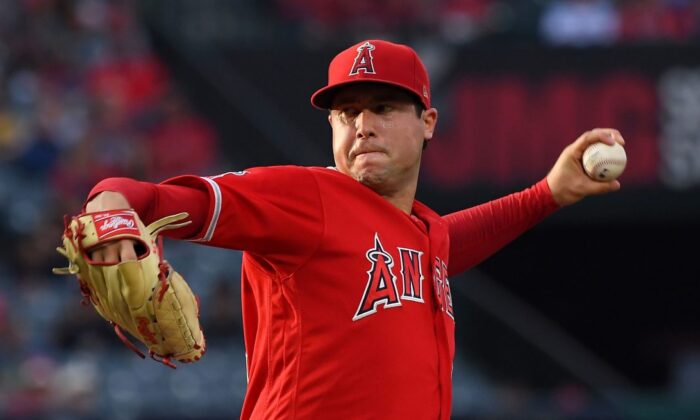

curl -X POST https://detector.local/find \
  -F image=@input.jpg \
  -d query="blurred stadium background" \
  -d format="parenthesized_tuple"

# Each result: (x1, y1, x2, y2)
(1, 0, 699, 419)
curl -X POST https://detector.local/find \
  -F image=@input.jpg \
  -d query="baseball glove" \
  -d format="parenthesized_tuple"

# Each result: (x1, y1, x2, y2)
(53, 209, 206, 368)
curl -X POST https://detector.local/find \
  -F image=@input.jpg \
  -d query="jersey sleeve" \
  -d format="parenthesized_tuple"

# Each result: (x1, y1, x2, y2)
(86, 177, 210, 240)
(180, 166, 324, 262)
(87, 166, 325, 274)
(443, 178, 560, 276)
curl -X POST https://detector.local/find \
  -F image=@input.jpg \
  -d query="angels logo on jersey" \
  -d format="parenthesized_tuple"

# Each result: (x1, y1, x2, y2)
(353, 233, 453, 321)
(353, 233, 401, 320)
(433, 256, 454, 320)
(349, 41, 376, 75)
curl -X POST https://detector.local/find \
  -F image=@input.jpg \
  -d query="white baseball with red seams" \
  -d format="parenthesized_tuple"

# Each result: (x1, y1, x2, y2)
(582, 141, 627, 181)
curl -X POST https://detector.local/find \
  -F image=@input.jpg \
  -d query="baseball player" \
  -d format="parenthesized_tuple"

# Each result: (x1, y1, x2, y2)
(78, 40, 623, 419)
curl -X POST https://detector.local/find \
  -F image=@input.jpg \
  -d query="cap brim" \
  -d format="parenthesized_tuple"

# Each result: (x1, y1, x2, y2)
(310, 79, 427, 110)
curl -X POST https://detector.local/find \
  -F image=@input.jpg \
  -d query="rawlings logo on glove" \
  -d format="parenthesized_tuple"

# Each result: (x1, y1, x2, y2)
(53, 209, 206, 368)
(95, 213, 138, 237)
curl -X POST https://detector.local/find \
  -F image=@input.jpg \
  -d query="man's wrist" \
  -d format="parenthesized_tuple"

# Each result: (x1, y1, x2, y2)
(85, 191, 131, 213)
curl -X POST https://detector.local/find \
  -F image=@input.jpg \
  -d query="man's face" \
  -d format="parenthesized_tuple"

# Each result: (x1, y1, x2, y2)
(328, 84, 437, 196)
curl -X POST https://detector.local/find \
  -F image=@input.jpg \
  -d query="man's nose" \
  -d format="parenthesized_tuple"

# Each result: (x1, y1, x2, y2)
(355, 110, 377, 139)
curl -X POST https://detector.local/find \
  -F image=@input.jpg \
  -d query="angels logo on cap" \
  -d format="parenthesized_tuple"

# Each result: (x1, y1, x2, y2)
(311, 39, 431, 110)
(349, 42, 376, 75)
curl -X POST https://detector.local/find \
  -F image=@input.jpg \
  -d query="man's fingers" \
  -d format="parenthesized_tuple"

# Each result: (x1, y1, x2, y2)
(578, 128, 624, 148)
(569, 128, 625, 162)
(88, 240, 136, 263)
(91, 249, 104, 263)
(606, 180, 621, 193)
(103, 245, 120, 263)
(588, 179, 621, 196)
(119, 240, 138, 262)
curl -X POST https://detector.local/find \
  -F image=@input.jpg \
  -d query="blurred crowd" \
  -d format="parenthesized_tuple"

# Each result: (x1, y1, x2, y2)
(0, 0, 699, 418)
(0, 0, 235, 417)
(273, 0, 700, 46)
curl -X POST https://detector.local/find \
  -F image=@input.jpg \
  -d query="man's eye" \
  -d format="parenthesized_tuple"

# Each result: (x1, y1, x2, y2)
(340, 108, 359, 120)
(375, 104, 392, 113)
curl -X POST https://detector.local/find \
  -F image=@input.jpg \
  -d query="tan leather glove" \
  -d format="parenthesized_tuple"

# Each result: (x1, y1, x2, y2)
(53, 209, 206, 368)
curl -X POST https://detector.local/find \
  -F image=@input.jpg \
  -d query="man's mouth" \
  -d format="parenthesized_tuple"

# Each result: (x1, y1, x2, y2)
(351, 149, 385, 159)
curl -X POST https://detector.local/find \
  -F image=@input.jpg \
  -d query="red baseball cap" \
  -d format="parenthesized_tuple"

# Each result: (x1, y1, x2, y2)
(311, 39, 431, 110)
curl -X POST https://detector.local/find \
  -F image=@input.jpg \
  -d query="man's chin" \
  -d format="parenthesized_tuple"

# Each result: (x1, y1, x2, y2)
(355, 171, 389, 190)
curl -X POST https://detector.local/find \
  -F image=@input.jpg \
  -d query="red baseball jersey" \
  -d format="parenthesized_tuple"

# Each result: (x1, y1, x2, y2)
(89, 165, 558, 419)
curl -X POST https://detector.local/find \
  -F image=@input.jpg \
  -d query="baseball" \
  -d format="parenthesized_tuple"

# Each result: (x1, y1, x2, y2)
(581, 141, 627, 181)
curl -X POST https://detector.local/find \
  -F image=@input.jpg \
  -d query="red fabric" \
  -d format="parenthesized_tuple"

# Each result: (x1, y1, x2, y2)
(206, 167, 451, 419)
(85, 167, 559, 419)
(444, 178, 559, 275)
(86, 177, 209, 240)
(311, 39, 431, 109)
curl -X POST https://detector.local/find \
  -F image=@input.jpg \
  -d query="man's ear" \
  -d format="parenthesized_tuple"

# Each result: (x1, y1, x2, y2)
(423, 108, 438, 140)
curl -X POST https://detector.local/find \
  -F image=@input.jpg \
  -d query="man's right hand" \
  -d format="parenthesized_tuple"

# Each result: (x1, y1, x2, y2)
(85, 192, 138, 263)
(546, 128, 624, 207)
